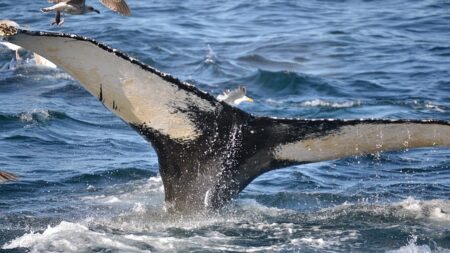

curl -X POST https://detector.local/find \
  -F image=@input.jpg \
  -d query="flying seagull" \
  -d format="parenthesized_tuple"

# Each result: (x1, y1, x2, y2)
(1, 25, 449, 213)
(41, 0, 131, 26)
(217, 86, 254, 106)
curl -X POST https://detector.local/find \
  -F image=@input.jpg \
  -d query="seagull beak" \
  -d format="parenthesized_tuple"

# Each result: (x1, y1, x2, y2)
(245, 96, 254, 103)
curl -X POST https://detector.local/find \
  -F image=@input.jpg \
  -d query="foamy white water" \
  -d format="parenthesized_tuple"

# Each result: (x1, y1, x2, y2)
(4, 194, 450, 252)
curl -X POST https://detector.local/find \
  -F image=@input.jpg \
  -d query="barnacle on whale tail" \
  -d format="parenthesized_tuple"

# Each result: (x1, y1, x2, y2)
(0, 23, 18, 37)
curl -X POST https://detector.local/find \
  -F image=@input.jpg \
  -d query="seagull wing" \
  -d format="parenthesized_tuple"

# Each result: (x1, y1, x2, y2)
(48, 0, 85, 5)
(0, 171, 18, 182)
(98, 0, 131, 16)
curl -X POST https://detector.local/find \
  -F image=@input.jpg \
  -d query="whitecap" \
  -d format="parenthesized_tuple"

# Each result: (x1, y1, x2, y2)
(2, 221, 152, 253)
(396, 197, 450, 222)
(291, 237, 328, 249)
(386, 235, 450, 253)
(424, 102, 446, 113)
(301, 98, 360, 108)
(265, 98, 361, 109)
(19, 109, 51, 123)
(204, 44, 217, 64)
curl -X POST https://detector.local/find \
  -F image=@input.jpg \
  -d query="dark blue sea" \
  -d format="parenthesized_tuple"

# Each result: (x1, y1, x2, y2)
(1, 0, 450, 252)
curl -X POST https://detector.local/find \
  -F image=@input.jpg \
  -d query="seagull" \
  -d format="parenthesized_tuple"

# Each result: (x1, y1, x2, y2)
(217, 86, 254, 106)
(41, 0, 131, 26)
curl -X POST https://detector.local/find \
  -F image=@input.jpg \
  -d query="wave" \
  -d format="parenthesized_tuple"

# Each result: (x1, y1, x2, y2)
(238, 54, 303, 72)
(386, 236, 449, 253)
(18, 109, 52, 124)
(184, 45, 244, 82)
(265, 98, 361, 109)
(2, 135, 70, 147)
(0, 109, 106, 128)
(1, 217, 354, 252)
(4, 197, 450, 252)
(264, 96, 448, 116)
(0, 61, 69, 80)
(2, 221, 150, 253)
(370, 99, 450, 115)
(64, 168, 156, 185)
(204, 44, 217, 65)
(407, 100, 449, 113)
(40, 84, 88, 98)
(0, 109, 74, 124)
(430, 46, 450, 52)
(300, 99, 360, 108)
(2, 219, 352, 252)
(241, 70, 344, 97)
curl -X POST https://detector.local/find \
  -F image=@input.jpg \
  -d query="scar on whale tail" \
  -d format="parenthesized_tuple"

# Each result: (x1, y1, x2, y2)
(1, 24, 449, 212)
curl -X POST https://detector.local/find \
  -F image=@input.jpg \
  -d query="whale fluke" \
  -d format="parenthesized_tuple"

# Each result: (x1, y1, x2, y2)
(1, 25, 449, 212)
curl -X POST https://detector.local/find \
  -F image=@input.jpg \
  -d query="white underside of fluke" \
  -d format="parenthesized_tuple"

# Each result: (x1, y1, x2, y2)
(274, 122, 450, 162)
(8, 33, 215, 141)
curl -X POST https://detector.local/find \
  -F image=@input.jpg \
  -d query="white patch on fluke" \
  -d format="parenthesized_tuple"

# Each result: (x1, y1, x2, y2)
(274, 123, 450, 162)
(8, 33, 216, 141)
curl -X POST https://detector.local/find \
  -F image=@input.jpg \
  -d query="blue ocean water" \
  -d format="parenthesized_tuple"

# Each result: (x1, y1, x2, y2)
(1, 0, 450, 252)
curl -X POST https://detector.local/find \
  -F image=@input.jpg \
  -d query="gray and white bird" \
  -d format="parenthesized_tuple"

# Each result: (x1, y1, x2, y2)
(217, 86, 254, 106)
(41, 0, 131, 26)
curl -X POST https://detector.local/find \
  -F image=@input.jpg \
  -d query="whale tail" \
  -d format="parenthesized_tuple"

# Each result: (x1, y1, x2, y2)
(1, 25, 449, 212)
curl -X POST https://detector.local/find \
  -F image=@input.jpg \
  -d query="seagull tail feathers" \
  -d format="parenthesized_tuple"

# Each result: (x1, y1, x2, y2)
(0, 170, 19, 183)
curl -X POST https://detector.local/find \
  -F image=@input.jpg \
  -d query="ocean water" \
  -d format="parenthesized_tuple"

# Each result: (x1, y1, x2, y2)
(1, 0, 450, 252)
